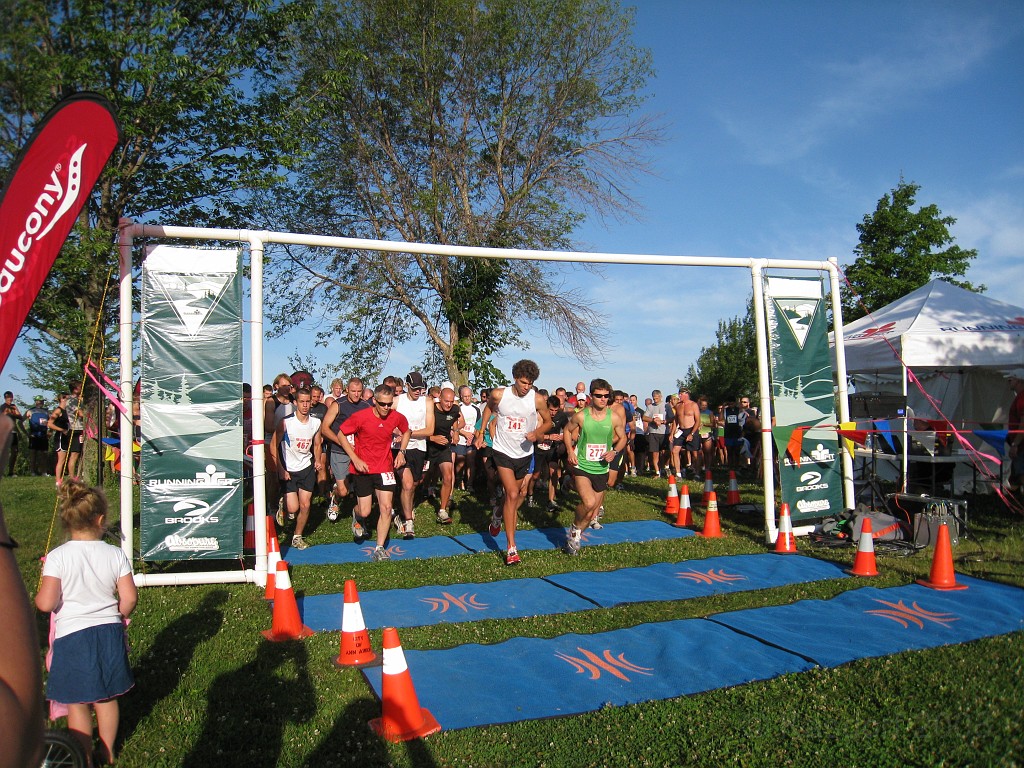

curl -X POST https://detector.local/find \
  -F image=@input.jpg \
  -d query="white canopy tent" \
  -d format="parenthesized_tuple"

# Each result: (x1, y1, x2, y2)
(835, 279, 1024, 490)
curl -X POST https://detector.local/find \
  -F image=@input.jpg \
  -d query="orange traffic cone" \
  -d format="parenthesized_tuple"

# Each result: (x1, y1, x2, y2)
(916, 523, 968, 591)
(243, 503, 255, 551)
(334, 580, 378, 668)
(369, 627, 442, 742)
(846, 518, 879, 577)
(773, 503, 797, 554)
(264, 520, 282, 600)
(702, 470, 714, 504)
(262, 561, 314, 641)
(673, 483, 693, 527)
(697, 492, 722, 538)
(726, 471, 741, 505)
(664, 475, 679, 518)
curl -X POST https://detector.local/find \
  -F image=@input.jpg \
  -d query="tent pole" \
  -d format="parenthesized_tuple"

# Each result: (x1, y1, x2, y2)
(902, 363, 909, 492)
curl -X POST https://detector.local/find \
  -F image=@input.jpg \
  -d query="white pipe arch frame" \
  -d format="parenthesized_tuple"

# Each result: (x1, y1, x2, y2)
(117, 218, 855, 588)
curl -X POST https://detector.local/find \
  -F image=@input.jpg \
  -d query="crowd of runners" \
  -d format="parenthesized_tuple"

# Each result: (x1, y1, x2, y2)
(260, 360, 763, 566)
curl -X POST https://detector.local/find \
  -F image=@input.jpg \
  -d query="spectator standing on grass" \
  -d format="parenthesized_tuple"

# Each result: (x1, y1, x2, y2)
(338, 384, 411, 561)
(48, 393, 72, 485)
(1, 392, 22, 477)
(673, 389, 701, 479)
(475, 360, 552, 566)
(0, 417, 44, 768)
(25, 395, 51, 476)
(35, 480, 137, 765)
(64, 381, 86, 480)
(1005, 369, 1024, 496)
(563, 378, 627, 553)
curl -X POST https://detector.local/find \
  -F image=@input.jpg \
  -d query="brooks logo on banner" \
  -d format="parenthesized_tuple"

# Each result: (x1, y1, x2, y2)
(0, 93, 121, 372)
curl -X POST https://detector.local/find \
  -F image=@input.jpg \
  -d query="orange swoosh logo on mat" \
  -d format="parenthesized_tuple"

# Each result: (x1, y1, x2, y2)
(865, 599, 958, 629)
(675, 568, 746, 584)
(420, 592, 489, 613)
(555, 647, 654, 682)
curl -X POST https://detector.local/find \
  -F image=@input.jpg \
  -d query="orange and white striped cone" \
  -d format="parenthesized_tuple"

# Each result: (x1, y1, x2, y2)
(334, 580, 378, 668)
(663, 475, 679, 518)
(243, 503, 255, 552)
(697, 492, 722, 538)
(916, 523, 968, 591)
(262, 561, 314, 641)
(702, 470, 714, 504)
(773, 503, 797, 554)
(673, 483, 693, 527)
(264, 520, 282, 600)
(726, 471, 741, 505)
(369, 627, 442, 742)
(846, 518, 879, 577)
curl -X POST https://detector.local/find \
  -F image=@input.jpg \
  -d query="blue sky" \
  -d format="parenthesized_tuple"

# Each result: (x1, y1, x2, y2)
(3, 1, 1023, 405)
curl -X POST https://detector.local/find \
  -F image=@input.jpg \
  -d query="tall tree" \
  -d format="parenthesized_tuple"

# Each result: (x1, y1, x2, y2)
(0, 0, 309, 391)
(263, 0, 662, 387)
(841, 179, 981, 322)
(679, 299, 758, 407)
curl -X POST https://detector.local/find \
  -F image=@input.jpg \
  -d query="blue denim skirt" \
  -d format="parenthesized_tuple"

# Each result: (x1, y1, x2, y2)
(47, 623, 134, 704)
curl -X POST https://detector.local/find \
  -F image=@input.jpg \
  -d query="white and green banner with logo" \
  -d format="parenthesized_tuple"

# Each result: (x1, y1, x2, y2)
(140, 246, 243, 560)
(764, 276, 844, 524)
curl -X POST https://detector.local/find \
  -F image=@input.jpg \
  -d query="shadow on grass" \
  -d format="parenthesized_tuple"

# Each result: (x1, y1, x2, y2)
(183, 638, 315, 768)
(121, 590, 228, 742)
(301, 696, 432, 767)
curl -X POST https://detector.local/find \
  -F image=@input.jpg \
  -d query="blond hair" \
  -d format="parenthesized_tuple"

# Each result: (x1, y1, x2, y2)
(58, 479, 108, 533)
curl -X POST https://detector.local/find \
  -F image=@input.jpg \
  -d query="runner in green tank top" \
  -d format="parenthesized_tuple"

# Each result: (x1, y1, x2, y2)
(563, 378, 627, 555)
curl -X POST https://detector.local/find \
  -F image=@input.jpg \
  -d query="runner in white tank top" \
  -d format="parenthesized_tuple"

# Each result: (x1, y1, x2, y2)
(473, 359, 552, 566)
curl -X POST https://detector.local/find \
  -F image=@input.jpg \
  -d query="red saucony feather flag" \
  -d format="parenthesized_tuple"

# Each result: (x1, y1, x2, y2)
(0, 92, 121, 372)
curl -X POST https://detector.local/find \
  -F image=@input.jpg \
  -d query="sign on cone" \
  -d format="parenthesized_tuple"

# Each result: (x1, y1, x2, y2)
(265, 518, 281, 600)
(262, 561, 314, 641)
(773, 503, 797, 554)
(243, 503, 255, 551)
(697, 492, 722, 538)
(334, 579, 378, 667)
(369, 627, 442, 742)
(846, 518, 879, 577)
(916, 523, 968, 591)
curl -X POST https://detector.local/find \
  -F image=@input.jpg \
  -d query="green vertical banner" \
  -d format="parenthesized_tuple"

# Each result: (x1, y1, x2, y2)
(764, 276, 844, 524)
(140, 245, 243, 560)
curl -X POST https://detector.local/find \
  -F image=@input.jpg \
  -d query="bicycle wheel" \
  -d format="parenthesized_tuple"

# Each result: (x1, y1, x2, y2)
(40, 729, 89, 768)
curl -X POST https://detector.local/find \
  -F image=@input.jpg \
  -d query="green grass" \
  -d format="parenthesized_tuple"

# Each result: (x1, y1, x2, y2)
(5, 470, 1023, 767)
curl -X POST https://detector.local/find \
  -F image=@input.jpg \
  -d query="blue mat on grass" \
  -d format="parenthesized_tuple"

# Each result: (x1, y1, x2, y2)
(362, 619, 815, 730)
(299, 578, 598, 632)
(298, 553, 846, 632)
(546, 553, 846, 608)
(285, 519, 693, 564)
(708, 574, 1024, 667)
(284, 535, 472, 565)
(363, 575, 1024, 730)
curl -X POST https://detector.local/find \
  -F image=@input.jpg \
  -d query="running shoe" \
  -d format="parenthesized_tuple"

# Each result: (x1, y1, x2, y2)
(547, 500, 559, 513)
(488, 509, 502, 537)
(351, 516, 366, 543)
(436, 508, 452, 524)
(371, 545, 390, 562)
(326, 495, 339, 522)
(275, 497, 285, 527)
(565, 525, 582, 555)
(505, 547, 521, 566)
(590, 505, 605, 530)
(402, 519, 415, 540)
(526, 495, 535, 508)
(291, 535, 309, 550)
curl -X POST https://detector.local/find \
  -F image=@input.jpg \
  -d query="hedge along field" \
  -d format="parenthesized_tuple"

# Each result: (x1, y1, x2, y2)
(5, 470, 1023, 767)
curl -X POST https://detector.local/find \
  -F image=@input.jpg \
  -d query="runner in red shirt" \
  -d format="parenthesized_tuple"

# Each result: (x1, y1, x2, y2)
(339, 384, 411, 561)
